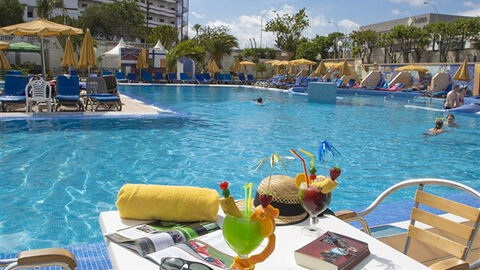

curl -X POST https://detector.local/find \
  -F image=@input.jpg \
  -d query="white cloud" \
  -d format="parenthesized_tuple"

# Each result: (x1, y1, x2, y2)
(191, 11, 205, 19)
(338, 19, 360, 33)
(463, 1, 476, 8)
(391, 9, 410, 16)
(388, 0, 425, 6)
(311, 15, 328, 27)
(457, 1, 480, 16)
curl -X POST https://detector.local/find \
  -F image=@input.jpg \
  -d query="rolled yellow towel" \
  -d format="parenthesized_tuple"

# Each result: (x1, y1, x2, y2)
(116, 184, 219, 222)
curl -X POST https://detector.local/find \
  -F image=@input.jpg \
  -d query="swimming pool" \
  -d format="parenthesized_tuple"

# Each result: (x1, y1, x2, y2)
(1, 85, 479, 253)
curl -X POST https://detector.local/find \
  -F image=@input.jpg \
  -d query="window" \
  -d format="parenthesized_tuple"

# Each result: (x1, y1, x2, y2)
(159, 19, 164, 22)
(160, 5, 164, 8)
(27, 6, 34, 18)
(170, 21, 175, 25)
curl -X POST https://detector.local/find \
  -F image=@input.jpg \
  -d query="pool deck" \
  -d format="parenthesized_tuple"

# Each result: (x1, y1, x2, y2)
(0, 93, 174, 121)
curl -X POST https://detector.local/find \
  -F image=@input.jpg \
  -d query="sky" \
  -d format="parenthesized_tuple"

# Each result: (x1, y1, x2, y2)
(188, 0, 480, 48)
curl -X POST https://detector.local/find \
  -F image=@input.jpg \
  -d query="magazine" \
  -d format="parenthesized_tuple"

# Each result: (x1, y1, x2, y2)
(106, 221, 234, 269)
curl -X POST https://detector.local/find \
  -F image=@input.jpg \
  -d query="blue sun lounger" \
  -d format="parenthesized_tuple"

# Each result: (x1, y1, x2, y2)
(180, 73, 196, 84)
(155, 72, 167, 83)
(55, 75, 83, 111)
(246, 74, 255, 84)
(167, 73, 181, 83)
(203, 73, 215, 84)
(115, 71, 127, 82)
(223, 74, 233, 84)
(85, 77, 122, 111)
(127, 73, 138, 83)
(195, 73, 208, 84)
(141, 71, 154, 83)
(0, 75, 29, 112)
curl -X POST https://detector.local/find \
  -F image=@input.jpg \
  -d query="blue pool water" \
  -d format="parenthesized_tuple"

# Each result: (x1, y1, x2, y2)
(1, 85, 479, 253)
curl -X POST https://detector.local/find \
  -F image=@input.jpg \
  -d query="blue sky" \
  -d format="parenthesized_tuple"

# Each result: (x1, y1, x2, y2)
(188, 0, 480, 48)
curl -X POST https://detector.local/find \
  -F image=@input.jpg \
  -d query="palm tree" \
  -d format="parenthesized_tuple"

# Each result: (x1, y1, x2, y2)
(193, 24, 201, 38)
(36, 0, 63, 19)
(199, 26, 238, 68)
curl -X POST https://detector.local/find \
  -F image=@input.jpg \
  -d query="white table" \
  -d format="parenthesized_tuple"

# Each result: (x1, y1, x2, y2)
(99, 211, 429, 270)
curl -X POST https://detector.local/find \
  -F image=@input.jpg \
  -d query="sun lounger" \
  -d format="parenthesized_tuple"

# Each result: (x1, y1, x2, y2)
(103, 75, 118, 95)
(55, 75, 83, 111)
(223, 73, 233, 84)
(180, 73, 196, 84)
(203, 73, 215, 84)
(167, 73, 181, 83)
(141, 71, 154, 83)
(127, 73, 138, 83)
(103, 70, 113, 76)
(238, 73, 246, 84)
(26, 78, 53, 112)
(70, 70, 78, 76)
(195, 73, 208, 84)
(247, 74, 256, 84)
(115, 71, 127, 82)
(0, 248, 77, 270)
(155, 72, 167, 83)
(85, 77, 122, 111)
(6, 70, 23, 75)
(0, 75, 29, 112)
(217, 74, 225, 84)
(336, 78, 344, 88)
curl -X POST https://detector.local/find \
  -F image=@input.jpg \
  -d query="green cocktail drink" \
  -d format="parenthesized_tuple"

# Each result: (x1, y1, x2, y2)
(222, 215, 264, 256)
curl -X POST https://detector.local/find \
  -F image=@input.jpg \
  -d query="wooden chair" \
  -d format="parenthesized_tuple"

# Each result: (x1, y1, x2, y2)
(335, 178, 480, 270)
(0, 248, 76, 269)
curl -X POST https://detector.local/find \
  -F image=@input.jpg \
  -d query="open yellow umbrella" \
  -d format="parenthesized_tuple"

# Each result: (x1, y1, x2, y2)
(271, 60, 290, 66)
(230, 61, 242, 72)
(0, 50, 11, 70)
(311, 61, 327, 77)
(453, 60, 470, 81)
(239, 61, 255, 66)
(338, 60, 352, 76)
(207, 59, 220, 74)
(265, 60, 279, 65)
(78, 29, 96, 70)
(290, 58, 316, 66)
(0, 18, 83, 78)
(0, 41, 10, 50)
(395, 65, 428, 73)
(61, 37, 77, 68)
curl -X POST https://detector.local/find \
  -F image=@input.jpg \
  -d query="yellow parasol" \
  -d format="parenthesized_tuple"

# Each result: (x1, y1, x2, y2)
(271, 60, 290, 66)
(395, 65, 428, 73)
(78, 29, 96, 70)
(239, 61, 255, 66)
(0, 18, 83, 78)
(452, 60, 470, 81)
(265, 60, 279, 65)
(0, 41, 10, 50)
(136, 48, 148, 69)
(338, 60, 352, 76)
(230, 61, 242, 72)
(61, 37, 77, 68)
(207, 59, 220, 74)
(0, 50, 11, 70)
(289, 58, 316, 66)
(311, 61, 327, 77)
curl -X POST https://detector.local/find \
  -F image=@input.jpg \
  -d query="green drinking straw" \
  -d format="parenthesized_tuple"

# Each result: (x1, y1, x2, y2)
(243, 183, 253, 217)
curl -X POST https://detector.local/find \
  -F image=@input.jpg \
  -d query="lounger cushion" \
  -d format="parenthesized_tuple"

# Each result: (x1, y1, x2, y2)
(88, 94, 120, 102)
(55, 95, 79, 102)
(116, 184, 219, 222)
(0, 96, 26, 102)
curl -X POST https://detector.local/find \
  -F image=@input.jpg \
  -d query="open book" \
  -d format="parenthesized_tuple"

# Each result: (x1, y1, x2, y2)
(106, 221, 234, 269)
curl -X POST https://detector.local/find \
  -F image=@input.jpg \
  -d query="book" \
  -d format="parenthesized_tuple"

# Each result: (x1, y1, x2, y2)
(294, 231, 370, 270)
(106, 220, 234, 269)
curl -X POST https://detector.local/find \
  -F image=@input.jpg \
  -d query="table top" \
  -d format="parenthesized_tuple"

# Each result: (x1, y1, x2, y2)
(99, 211, 430, 270)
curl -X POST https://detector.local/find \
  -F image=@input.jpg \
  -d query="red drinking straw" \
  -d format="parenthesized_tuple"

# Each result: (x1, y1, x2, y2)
(290, 149, 310, 187)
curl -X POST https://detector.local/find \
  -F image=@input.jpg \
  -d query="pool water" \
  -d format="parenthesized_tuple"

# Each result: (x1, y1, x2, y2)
(1, 85, 479, 252)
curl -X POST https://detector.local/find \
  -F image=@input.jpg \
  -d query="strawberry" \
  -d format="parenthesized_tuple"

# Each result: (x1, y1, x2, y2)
(329, 166, 341, 181)
(259, 193, 273, 208)
(309, 173, 317, 180)
(219, 181, 229, 190)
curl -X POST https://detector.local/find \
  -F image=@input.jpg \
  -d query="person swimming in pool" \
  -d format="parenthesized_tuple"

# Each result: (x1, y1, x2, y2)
(256, 97, 263, 104)
(426, 119, 445, 135)
(445, 114, 459, 127)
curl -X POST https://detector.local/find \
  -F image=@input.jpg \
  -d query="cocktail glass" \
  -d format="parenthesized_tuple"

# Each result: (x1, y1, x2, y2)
(297, 182, 331, 236)
(222, 214, 264, 258)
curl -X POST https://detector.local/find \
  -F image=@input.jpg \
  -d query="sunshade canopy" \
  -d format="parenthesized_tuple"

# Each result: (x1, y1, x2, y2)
(103, 37, 126, 57)
(136, 48, 148, 69)
(290, 58, 316, 66)
(239, 61, 255, 66)
(207, 59, 220, 73)
(230, 61, 242, 72)
(78, 29, 96, 68)
(153, 40, 168, 53)
(61, 37, 77, 67)
(338, 60, 352, 76)
(452, 60, 470, 81)
(0, 18, 83, 37)
(271, 60, 290, 66)
(7, 42, 40, 52)
(311, 61, 327, 77)
(0, 41, 10, 50)
(395, 65, 428, 73)
(265, 60, 279, 65)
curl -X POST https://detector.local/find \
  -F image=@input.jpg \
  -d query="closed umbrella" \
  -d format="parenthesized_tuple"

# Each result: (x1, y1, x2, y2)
(78, 29, 96, 71)
(136, 48, 148, 69)
(311, 61, 327, 77)
(338, 60, 352, 76)
(0, 41, 10, 50)
(0, 18, 83, 78)
(453, 60, 470, 81)
(230, 61, 242, 72)
(61, 37, 77, 68)
(0, 50, 10, 70)
(207, 59, 220, 74)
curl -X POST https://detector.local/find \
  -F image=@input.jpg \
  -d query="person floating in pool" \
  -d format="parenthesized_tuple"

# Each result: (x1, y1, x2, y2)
(426, 119, 445, 136)
(445, 114, 459, 127)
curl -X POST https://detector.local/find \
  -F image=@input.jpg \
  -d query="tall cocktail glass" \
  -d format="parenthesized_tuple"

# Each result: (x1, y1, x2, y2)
(297, 182, 331, 236)
(222, 214, 264, 258)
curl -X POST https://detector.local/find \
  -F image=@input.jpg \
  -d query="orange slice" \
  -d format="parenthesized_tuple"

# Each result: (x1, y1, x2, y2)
(295, 173, 307, 187)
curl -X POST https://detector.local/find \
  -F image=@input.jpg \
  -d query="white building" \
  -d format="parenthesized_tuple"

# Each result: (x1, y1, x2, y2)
(17, 0, 188, 39)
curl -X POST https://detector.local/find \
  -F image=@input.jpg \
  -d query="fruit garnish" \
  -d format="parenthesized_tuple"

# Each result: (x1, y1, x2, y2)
(220, 181, 230, 198)
(259, 193, 273, 208)
(295, 173, 307, 187)
(329, 166, 341, 181)
(309, 173, 316, 180)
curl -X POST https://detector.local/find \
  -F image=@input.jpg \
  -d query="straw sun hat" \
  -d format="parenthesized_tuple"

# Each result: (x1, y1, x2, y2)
(252, 175, 308, 225)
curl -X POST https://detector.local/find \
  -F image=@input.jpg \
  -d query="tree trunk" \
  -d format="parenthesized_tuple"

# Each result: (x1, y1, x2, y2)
(383, 48, 387, 63)
(402, 50, 409, 63)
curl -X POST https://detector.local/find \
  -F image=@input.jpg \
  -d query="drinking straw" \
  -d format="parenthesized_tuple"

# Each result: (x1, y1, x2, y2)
(243, 184, 248, 217)
(299, 149, 315, 170)
(247, 183, 253, 214)
(290, 149, 310, 187)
